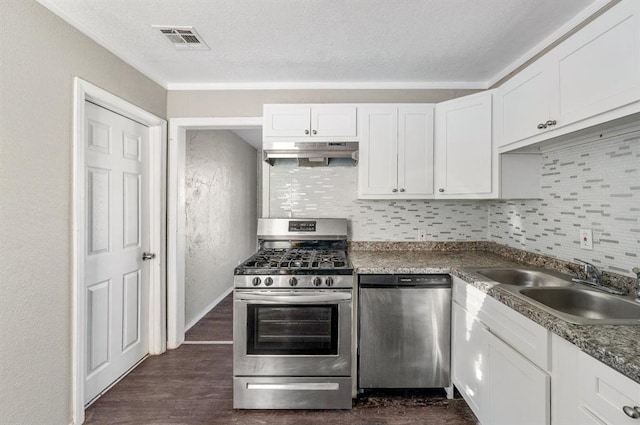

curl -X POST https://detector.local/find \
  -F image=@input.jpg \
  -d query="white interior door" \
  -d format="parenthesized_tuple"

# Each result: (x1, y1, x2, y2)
(84, 101, 150, 403)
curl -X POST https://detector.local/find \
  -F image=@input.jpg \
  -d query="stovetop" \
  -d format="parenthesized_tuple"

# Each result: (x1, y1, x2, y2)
(234, 248, 353, 276)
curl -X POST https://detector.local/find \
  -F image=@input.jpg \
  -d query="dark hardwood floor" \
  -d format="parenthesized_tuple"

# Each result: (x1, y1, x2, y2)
(85, 293, 479, 424)
(185, 293, 233, 341)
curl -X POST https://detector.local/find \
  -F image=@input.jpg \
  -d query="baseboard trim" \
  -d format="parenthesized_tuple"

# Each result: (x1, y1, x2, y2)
(184, 286, 233, 332)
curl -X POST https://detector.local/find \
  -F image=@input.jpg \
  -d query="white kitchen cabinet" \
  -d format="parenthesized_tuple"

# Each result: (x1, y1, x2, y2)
(358, 104, 434, 199)
(452, 277, 551, 425)
(486, 330, 550, 425)
(452, 302, 488, 423)
(435, 91, 493, 198)
(496, 0, 640, 151)
(496, 61, 555, 148)
(263, 104, 357, 140)
(579, 351, 640, 425)
(554, 0, 640, 127)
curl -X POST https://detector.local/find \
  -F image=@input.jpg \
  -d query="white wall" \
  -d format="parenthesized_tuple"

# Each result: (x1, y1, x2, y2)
(185, 130, 257, 326)
(0, 1, 166, 423)
(490, 131, 640, 277)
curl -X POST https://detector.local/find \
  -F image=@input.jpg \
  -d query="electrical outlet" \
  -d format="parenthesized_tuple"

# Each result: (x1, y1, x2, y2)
(580, 228, 593, 250)
(418, 229, 427, 241)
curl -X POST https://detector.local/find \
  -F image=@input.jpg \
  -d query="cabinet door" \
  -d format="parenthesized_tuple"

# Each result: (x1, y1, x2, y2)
(263, 105, 310, 137)
(579, 351, 640, 425)
(553, 0, 640, 126)
(357, 106, 398, 196)
(497, 61, 553, 146)
(435, 92, 493, 196)
(311, 105, 357, 137)
(486, 331, 550, 425)
(452, 302, 488, 424)
(398, 105, 434, 196)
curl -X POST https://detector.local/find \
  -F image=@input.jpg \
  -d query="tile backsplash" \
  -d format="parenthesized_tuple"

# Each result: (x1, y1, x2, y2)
(489, 131, 639, 276)
(268, 128, 639, 276)
(268, 160, 489, 241)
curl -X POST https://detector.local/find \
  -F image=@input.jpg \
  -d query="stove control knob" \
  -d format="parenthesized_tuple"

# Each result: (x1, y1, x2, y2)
(313, 277, 323, 287)
(264, 277, 274, 286)
(289, 277, 298, 287)
(325, 277, 334, 287)
(252, 277, 261, 286)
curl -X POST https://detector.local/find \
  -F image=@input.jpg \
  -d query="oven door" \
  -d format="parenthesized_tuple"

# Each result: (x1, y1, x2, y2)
(234, 290, 352, 377)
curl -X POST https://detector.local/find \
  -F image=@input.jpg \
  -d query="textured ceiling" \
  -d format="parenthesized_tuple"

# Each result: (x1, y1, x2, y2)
(38, 0, 603, 88)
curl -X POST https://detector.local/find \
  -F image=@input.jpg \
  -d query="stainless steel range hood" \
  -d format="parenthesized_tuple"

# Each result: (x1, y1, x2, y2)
(262, 141, 358, 166)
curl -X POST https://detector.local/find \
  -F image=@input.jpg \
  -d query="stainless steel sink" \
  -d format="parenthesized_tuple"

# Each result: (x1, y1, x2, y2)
(518, 287, 640, 324)
(475, 268, 572, 287)
(470, 267, 640, 325)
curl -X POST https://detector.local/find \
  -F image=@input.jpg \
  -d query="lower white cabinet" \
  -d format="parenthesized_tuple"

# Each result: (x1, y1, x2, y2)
(486, 331, 550, 425)
(452, 278, 550, 425)
(452, 303, 488, 422)
(454, 278, 640, 425)
(579, 351, 640, 425)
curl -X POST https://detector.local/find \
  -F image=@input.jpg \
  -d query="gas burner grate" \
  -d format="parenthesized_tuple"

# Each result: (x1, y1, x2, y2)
(238, 248, 349, 270)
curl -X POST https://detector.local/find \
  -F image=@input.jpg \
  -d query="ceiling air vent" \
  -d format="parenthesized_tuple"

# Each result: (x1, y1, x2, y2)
(153, 26, 209, 50)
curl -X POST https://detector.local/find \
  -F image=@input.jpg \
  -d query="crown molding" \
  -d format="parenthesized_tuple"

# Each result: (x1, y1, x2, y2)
(165, 81, 489, 91)
(486, 0, 615, 88)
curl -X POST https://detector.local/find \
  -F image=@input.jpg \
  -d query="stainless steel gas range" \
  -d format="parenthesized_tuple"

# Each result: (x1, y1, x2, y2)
(233, 218, 353, 410)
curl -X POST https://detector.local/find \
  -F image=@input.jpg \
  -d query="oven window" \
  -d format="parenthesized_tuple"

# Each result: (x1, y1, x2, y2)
(247, 304, 338, 355)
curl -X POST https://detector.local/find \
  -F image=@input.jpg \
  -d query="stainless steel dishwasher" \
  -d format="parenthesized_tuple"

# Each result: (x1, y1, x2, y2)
(358, 274, 451, 389)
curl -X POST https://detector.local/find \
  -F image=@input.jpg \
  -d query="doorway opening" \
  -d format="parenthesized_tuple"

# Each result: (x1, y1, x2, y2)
(167, 117, 262, 348)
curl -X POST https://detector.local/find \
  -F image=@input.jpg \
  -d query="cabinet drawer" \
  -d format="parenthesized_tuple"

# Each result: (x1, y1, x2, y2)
(452, 277, 550, 370)
(579, 352, 640, 424)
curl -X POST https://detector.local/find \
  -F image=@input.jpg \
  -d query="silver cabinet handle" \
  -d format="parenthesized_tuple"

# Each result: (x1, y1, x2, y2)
(538, 120, 557, 130)
(623, 406, 640, 419)
(312, 129, 317, 135)
(439, 188, 444, 193)
(304, 129, 309, 135)
(142, 252, 156, 261)
(399, 188, 405, 192)
(392, 188, 398, 193)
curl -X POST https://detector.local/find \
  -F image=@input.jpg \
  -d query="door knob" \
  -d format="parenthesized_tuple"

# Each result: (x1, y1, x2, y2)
(142, 252, 156, 261)
(399, 188, 405, 192)
(312, 130, 317, 135)
(537, 123, 547, 129)
(392, 188, 398, 193)
(304, 129, 310, 135)
(439, 188, 445, 193)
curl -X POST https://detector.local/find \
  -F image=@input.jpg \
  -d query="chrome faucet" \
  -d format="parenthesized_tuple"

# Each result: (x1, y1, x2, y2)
(633, 267, 640, 300)
(572, 259, 625, 296)
(575, 258, 603, 283)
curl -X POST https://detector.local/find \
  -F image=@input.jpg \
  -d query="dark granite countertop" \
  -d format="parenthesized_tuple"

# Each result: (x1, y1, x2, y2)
(350, 248, 640, 385)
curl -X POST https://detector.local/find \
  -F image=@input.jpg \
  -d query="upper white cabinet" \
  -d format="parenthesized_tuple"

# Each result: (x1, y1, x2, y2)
(554, 0, 640, 126)
(496, 61, 555, 146)
(358, 104, 434, 199)
(263, 104, 357, 140)
(497, 0, 640, 151)
(435, 91, 493, 198)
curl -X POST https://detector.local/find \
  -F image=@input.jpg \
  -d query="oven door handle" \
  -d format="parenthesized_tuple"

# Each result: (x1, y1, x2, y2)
(235, 292, 351, 304)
